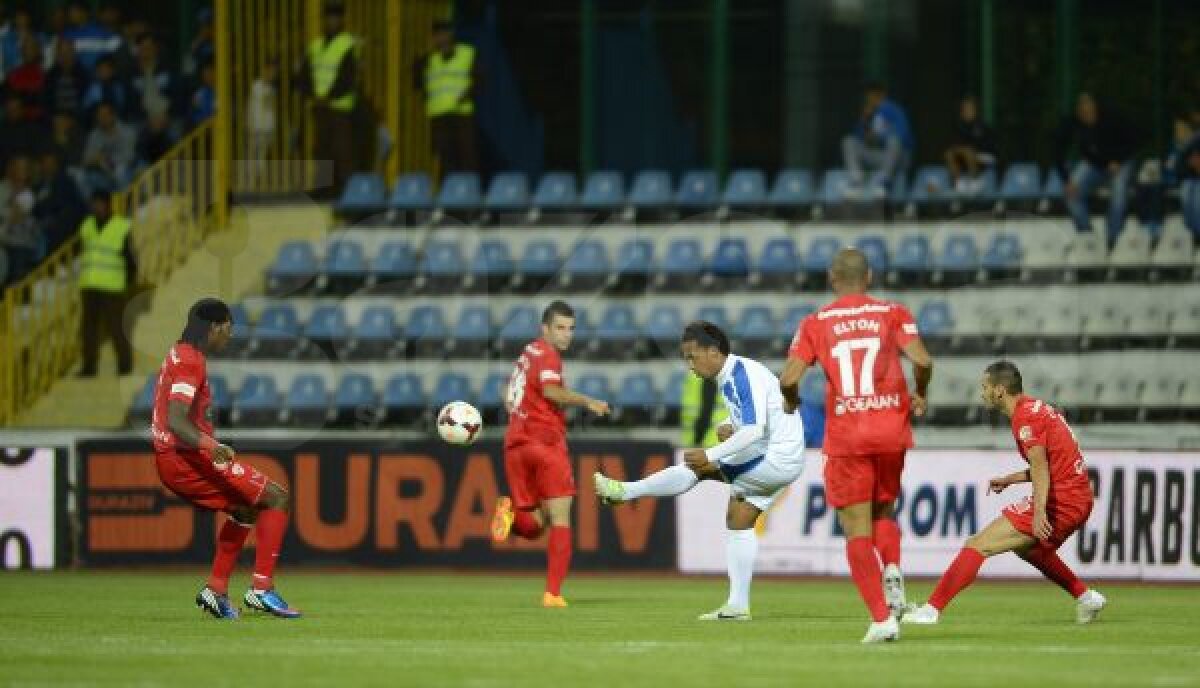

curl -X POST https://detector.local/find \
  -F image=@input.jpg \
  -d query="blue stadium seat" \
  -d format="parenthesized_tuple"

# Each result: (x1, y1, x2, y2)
(890, 235, 932, 287)
(722, 168, 766, 208)
(854, 236, 889, 274)
(778, 305, 815, 353)
(515, 240, 561, 294)
(477, 373, 510, 424)
(593, 304, 641, 360)
(571, 306, 595, 339)
(348, 307, 397, 360)
(332, 374, 376, 426)
(560, 240, 611, 291)
(644, 304, 684, 358)
(389, 172, 433, 211)
(370, 241, 417, 293)
(1044, 169, 1064, 199)
(407, 305, 448, 357)
(909, 165, 953, 205)
(419, 241, 466, 292)
(916, 300, 955, 336)
(284, 375, 329, 426)
(334, 173, 386, 215)
(936, 235, 980, 285)
(662, 371, 686, 424)
(734, 305, 775, 357)
(695, 306, 729, 331)
(220, 303, 252, 358)
(660, 239, 704, 290)
(532, 172, 577, 210)
(982, 233, 1023, 276)
(320, 239, 367, 294)
(616, 373, 660, 425)
(613, 239, 654, 293)
(580, 170, 624, 210)
(437, 172, 482, 211)
(449, 306, 492, 358)
(712, 238, 750, 278)
(757, 238, 800, 289)
(494, 306, 539, 357)
(469, 240, 515, 293)
(803, 236, 842, 284)
(767, 168, 814, 211)
(301, 305, 349, 361)
(131, 375, 155, 421)
(209, 375, 231, 422)
(629, 170, 672, 210)
(232, 375, 281, 426)
(266, 241, 318, 296)
(250, 304, 300, 358)
(998, 163, 1042, 205)
(433, 373, 473, 410)
(676, 169, 719, 209)
(485, 172, 530, 212)
(574, 374, 613, 426)
(383, 373, 425, 425)
(820, 168, 852, 205)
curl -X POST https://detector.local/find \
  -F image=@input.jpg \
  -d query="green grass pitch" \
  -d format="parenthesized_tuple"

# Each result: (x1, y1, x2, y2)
(2, 572, 1198, 687)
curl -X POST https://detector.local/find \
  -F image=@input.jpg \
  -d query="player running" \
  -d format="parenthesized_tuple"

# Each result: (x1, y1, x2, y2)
(779, 248, 933, 643)
(490, 301, 611, 608)
(594, 321, 805, 621)
(152, 298, 301, 620)
(902, 361, 1106, 625)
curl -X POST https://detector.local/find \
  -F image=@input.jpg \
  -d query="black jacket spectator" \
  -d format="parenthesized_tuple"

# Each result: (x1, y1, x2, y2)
(1055, 99, 1137, 178)
(0, 97, 49, 169)
(43, 41, 89, 118)
(33, 152, 86, 252)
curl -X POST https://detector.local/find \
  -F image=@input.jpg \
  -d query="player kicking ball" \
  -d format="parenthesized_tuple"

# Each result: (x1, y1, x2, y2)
(151, 299, 301, 620)
(903, 361, 1105, 626)
(594, 321, 805, 622)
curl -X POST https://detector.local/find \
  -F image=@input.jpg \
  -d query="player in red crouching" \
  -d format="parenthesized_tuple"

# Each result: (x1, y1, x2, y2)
(490, 301, 610, 608)
(903, 361, 1106, 626)
(152, 298, 300, 619)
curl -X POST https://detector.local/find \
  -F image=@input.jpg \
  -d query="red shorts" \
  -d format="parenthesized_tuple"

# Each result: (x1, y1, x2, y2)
(155, 450, 269, 513)
(823, 451, 906, 509)
(1002, 495, 1093, 549)
(504, 438, 574, 510)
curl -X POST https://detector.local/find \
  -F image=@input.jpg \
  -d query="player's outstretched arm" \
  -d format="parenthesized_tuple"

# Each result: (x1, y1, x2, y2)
(901, 339, 934, 417)
(778, 357, 809, 414)
(167, 400, 234, 464)
(988, 469, 1032, 493)
(543, 384, 610, 416)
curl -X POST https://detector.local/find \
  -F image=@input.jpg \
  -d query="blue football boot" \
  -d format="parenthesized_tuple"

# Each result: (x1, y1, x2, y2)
(196, 586, 240, 620)
(243, 588, 302, 619)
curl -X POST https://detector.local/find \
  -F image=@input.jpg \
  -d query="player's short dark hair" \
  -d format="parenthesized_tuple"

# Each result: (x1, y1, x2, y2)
(681, 320, 730, 355)
(541, 300, 574, 325)
(984, 360, 1023, 394)
(181, 298, 232, 346)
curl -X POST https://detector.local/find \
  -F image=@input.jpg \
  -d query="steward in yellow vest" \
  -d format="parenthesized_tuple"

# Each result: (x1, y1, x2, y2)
(78, 192, 136, 377)
(297, 4, 358, 196)
(415, 20, 481, 177)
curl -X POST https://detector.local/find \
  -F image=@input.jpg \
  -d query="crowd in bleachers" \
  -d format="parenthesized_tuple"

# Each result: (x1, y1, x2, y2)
(0, 3, 215, 287)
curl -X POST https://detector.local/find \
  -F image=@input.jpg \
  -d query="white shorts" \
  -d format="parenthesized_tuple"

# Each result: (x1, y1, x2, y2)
(722, 452, 805, 512)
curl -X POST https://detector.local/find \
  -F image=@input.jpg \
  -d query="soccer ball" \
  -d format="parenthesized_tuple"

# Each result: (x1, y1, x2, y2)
(437, 401, 483, 445)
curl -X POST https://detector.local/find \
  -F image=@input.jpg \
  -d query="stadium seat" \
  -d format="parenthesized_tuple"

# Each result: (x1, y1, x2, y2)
(695, 305, 730, 332)
(934, 235, 980, 286)
(468, 240, 515, 293)
(449, 306, 493, 358)
(300, 305, 349, 361)
(1150, 224, 1194, 281)
(580, 170, 624, 210)
(888, 235, 932, 287)
(1182, 378, 1200, 423)
(432, 373, 473, 410)
(1034, 296, 1084, 353)
(629, 170, 672, 211)
(615, 373, 660, 426)
(662, 371, 686, 425)
(1138, 374, 1182, 422)
(478, 372, 510, 424)
(1093, 373, 1140, 423)
(389, 172, 433, 211)
(767, 168, 814, 215)
(613, 239, 654, 293)
(803, 236, 842, 288)
(1109, 227, 1152, 280)
(778, 305, 816, 353)
(916, 300, 954, 352)
(250, 304, 300, 359)
(854, 236, 889, 274)
(998, 163, 1042, 208)
(644, 304, 684, 358)
(1169, 301, 1200, 348)
(283, 375, 330, 426)
(514, 240, 560, 294)
(908, 165, 953, 206)
(676, 169, 719, 211)
(711, 238, 750, 279)
(571, 306, 595, 340)
(981, 233, 1022, 280)
(333, 374, 377, 427)
(532, 171, 578, 211)
(592, 304, 641, 360)
(334, 173, 386, 215)
(484, 172, 530, 213)
(1080, 302, 1127, 352)
(319, 239, 367, 295)
(209, 375, 231, 424)
(819, 168, 853, 206)
(1125, 300, 1169, 349)
(1043, 169, 1064, 201)
(220, 303, 252, 358)
(437, 172, 482, 213)
(559, 240, 612, 292)
(494, 306, 539, 358)
(406, 305, 449, 358)
(266, 241, 318, 296)
(722, 168, 767, 209)
(1064, 233, 1107, 282)
(573, 374, 613, 427)
(418, 241, 467, 293)
(346, 307, 398, 360)
(231, 375, 281, 426)
(369, 241, 417, 294)
(756, 237, 800, 290)
(383, 373, 425, 426)
(659, 239, 705, 291)
(733, 305, 775, 357)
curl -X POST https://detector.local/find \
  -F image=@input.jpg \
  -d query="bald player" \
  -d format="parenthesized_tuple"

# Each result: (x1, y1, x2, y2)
(779, 249, 933, 643)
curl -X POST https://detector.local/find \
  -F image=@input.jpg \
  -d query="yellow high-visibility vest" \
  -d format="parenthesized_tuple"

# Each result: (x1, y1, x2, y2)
(424, 44, 475, 117)
(309, 32, 357, 112)
(680, 371, 729, 447)
(79, 215, 132, 293)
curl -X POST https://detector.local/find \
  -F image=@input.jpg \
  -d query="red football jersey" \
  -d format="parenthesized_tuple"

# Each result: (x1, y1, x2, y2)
(1010, 395, 1093, 505)
(504, 338, 567, 445)
(789, 294, 918, 457)
(151, 342, 213, 456)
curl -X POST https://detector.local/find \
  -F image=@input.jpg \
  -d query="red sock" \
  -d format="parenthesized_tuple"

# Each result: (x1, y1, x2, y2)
(545, 527, 572, 596)
(872, 518, 901, 566)
(929, 547, 985, 611)
(1024, 545, 1087, 598)
(251, 509, 288, 591)
(512, 509, 544, 539)
(846, 536, 890, 622)
(206, 518, 251, 595)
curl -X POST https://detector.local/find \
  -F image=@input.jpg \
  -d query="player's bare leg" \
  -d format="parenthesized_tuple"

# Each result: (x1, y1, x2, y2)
(594, 462, 711, 505)
(1018, 543, 1106, 624)
(196, 507, 256, 620)
(838, 502, 899, 643)
(242, 482, 302, 618)
(904, 516, 1033, 624)
(872, 501, 906, 617)
(699, 498, 759, 621)
(540, 496, 573, 607)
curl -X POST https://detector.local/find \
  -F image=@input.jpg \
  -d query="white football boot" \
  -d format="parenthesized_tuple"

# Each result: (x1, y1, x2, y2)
(1075, 589, 1106, 624)
(861, 616, 900, 643)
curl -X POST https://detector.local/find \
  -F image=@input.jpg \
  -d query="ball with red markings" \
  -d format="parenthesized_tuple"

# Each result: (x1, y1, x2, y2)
(436, 401, 483, 446)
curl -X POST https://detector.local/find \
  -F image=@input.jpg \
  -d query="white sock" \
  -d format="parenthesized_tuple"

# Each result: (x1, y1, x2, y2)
(622, 464, 699, 500)
(725, 528, 757, 610)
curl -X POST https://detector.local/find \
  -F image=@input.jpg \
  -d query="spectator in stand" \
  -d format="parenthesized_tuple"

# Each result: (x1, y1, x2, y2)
(190, 60, 216, 126)
(131, 34, 178, 122)
(6, 37, 46, 122)
(944, 95, 997, 194)
(2, 8, 44, 78)
(1056, 92, 1138, 242)
(111, 17, 146, 81)
(841, 82, 914, 195)
(1167, 112, 1200, 240)
(63, 2, 120, 73)
(415, 19, 481, 178)
(295, 4, 359, 196)
(137, 99, 176, 167)
(0, 156, 33, 227)
(44, 39, 88, 118)
(0, 187, 39, 286)
(50, 111, 86, 168)
(42, 7, 68, 70)
(83, 56, 131, 123)
(0, 96, 47, 168)
(83, 101, 136, 190)
(186, 8, 214, 76)
(33, 149, 86, 252)
(246, 59, 278, 180)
